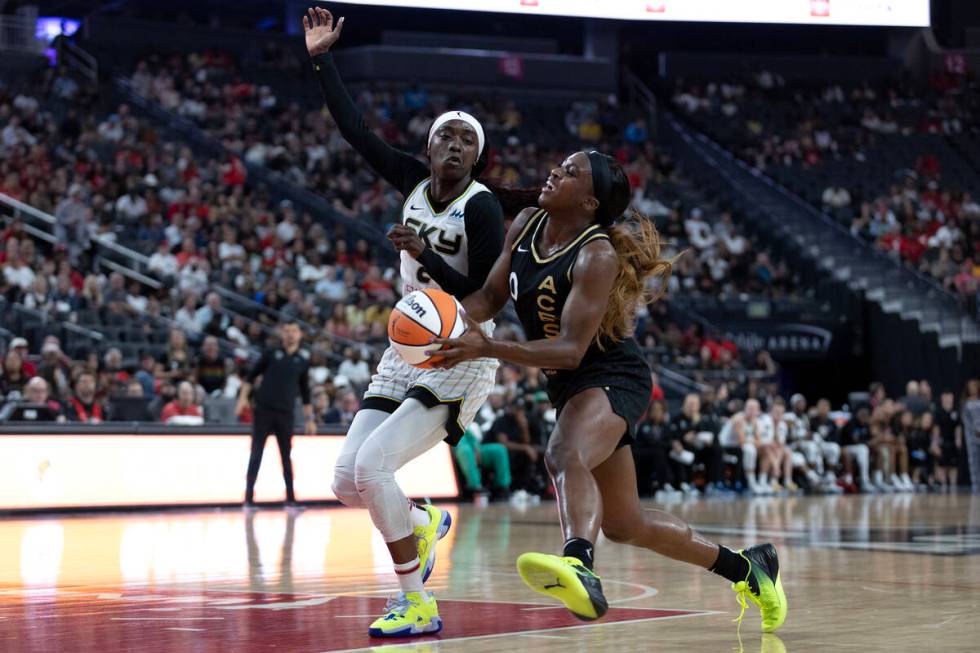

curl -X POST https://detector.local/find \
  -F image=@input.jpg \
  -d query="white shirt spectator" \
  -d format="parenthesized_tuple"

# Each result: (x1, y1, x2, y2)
(928, 224, 962, 249)
(2, 121, 35, 148)
(97, 117, 125, 142)
(178, 265, 209, 296)
(315, 276, 348, 302)
(684, 210, 716, 250)
(148, 249, 179, 277)
(174, 305, 198, 333)
(822, 186, 852, 209)
(337, 357, 371, 386)
(115, 193, 148, 221)
(218, 242, 246, 270)
(300, 261, 330, 284)
(4, 263, 35, 291)
(276, 219, 298, 244)
(126, 292, 148, 313)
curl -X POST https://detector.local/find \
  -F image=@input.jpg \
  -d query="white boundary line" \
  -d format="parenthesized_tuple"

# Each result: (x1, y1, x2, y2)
(323, 610, 721, 653)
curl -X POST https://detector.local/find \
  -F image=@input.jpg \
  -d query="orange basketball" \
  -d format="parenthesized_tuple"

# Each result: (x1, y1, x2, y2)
(388, 288, 466, 368)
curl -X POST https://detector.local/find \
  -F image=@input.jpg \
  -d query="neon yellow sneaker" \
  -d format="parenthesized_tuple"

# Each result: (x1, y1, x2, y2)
(732, 543, 787, 633)
(368, 591, 442, 638)
(516, 552, 608, 621)
(414, 503, 452, 583)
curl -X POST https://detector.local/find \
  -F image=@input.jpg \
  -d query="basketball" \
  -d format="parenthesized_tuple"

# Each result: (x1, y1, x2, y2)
(388, 288, 466, 368)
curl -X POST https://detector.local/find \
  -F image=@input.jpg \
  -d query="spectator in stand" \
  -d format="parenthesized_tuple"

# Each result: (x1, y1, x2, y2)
(336, 347, 370, 388)
(9, 338, 37, 376)
(4, 377, 64, 422)
(160, 380, 203, 423)
(195, 336, 228, 395)
(64, 372, 104, 423)
(670, 393, 725, 493)
(163, 328, 194, 382)
(899, 380, 930, 417)
(0, 349, 29, 397)
(148, 240, 178, 278)
(822, 184, 852, 211)
(324, 389, 359, 426)
(38, 340, 71, 399)
(3, 244, 35, 293)
(195, 292, 230, 337)
(108, 379, 155, 421)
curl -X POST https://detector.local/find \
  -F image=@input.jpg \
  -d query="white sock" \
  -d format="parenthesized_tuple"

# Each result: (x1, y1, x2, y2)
(394, 556, 424, 594)
(408, 500, 430, 530)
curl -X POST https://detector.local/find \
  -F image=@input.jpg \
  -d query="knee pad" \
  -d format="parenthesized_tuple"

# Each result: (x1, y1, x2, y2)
(331, 465, 362, 507)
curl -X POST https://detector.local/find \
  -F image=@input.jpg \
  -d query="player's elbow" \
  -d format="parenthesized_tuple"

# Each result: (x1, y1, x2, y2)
(554, 344, 586, 370)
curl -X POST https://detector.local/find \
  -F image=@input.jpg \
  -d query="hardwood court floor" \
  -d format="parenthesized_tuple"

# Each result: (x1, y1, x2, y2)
(1, 494, 978, 653)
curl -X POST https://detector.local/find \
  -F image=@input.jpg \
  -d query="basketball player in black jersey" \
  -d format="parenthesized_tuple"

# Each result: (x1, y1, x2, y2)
(431, 151, 787, 633)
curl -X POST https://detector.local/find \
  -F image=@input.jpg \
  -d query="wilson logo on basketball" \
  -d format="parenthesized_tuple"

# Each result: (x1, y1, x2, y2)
(405, 299, 427, 318)
(389, 288, 465, 368)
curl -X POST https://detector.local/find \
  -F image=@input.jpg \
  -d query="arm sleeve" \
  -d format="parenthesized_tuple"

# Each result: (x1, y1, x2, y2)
(311, 52, 428, 195)
(245, 351, 271, 384)
(416, 192, 504, 299)
(299, 361, 312, 406)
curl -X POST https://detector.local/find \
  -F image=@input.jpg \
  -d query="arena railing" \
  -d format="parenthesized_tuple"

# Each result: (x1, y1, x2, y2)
(0, 192, 374, 360)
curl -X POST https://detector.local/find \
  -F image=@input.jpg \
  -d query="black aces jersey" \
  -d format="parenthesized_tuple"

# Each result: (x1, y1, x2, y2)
(508, 210, 651, 420)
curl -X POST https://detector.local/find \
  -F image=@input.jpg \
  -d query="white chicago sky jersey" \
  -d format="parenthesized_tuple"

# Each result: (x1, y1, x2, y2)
(400, 178, 489, 295)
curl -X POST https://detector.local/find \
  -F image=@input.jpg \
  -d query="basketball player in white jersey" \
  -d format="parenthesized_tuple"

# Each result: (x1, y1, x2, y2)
(305, 7, 504, 637)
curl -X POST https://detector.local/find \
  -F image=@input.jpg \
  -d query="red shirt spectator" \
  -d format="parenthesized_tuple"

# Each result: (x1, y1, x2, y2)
(160, 381, 203, 423)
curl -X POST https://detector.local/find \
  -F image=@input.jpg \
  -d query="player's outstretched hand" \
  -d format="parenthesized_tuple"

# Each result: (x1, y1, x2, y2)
(387, 224, 425, 259)
(304, 6, 344, 57)
(426, 311, 489, 368)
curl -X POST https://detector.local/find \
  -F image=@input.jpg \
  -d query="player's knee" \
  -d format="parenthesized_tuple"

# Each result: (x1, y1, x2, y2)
(353, 453, 387, 495)
(332, 465, 360, 506)
(544, 443, 578, 476)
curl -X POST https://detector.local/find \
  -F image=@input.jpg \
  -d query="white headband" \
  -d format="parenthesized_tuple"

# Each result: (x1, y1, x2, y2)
(428, 110, 485, 156)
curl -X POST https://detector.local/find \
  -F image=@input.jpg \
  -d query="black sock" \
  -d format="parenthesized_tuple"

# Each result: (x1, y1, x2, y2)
(709, 545, 750, 583)
(563, 537, 595, 570)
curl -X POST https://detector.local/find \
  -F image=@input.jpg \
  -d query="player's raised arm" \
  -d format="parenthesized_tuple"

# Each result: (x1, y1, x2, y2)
(304, 6, 428, 195)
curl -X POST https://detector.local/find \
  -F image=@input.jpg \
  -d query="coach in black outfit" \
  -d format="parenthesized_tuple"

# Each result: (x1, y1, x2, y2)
(237, 320, 316, 507)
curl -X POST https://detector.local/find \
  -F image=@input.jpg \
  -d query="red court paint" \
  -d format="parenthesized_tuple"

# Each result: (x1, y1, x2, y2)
(0, 587, 711, 652)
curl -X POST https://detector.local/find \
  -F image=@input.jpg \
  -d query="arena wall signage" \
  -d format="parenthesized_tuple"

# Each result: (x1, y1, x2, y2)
(0, 432, 458, 511)
(721, 322, 835, 359)
(331, 0, 929, 27)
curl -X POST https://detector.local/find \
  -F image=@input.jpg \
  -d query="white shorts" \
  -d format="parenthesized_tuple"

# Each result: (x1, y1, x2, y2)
(362, 324, 498, 445)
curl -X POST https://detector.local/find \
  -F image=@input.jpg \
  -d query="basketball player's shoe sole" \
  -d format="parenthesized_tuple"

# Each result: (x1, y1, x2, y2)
(415, 503, 452, 583)
(516, 553, 608, 621)
(368, 591, 442, 637)
(732, 543, 787, 633)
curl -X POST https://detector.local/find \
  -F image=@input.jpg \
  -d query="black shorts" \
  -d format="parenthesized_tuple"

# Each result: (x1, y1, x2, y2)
(547, 345, 652, 449)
